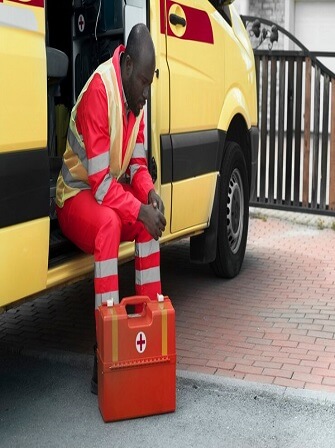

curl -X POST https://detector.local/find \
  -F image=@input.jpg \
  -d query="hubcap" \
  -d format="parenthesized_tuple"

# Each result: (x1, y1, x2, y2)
(226, 168, 244, 254)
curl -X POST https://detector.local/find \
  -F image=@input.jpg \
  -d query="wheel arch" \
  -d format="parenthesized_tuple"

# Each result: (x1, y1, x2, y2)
(217, 84, 254, 194)
(225, 114, 252, 196)
(190, 115, 251, 265)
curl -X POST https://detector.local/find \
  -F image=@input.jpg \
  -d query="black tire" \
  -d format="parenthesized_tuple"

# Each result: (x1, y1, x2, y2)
(210, 141, 249, 278)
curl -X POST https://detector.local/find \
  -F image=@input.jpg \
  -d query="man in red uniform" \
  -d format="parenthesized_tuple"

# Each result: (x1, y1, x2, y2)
(56, 24, 166, 393)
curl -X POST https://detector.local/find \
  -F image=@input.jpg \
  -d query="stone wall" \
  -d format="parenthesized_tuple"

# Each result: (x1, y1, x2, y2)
(247, 0, 286, 49)
(249, 0, 285, 27)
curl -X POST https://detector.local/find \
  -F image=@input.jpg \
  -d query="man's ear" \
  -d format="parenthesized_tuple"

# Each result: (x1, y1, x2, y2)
(125, 54, 133, 77)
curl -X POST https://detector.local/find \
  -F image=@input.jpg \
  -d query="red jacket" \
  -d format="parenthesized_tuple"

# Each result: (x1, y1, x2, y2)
(58, 45, 154, 225)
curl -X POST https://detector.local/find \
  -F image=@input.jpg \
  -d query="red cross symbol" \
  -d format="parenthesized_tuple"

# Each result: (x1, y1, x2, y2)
(136, 331, 146, 353)
(78, 14, 85, 33)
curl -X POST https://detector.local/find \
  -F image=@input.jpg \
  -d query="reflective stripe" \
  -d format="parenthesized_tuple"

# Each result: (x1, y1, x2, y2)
(129, 143, 146, 182)
(0, 4, 38, 32)
(135, 266, 161, 286)
(61, 163, 89, 191)
(111, 310, 119, 362)
(95, 259, 118, 278)
(95, 173, 113, 203)
(88, 151, 110, 176)
(68, 127, 87, 166)
(161, 308, 168, 356)
(95, 291, 120, 308)
(132, 143, 146, 159)
(135, 239, 160, 258)
(130, 163, 141, 182)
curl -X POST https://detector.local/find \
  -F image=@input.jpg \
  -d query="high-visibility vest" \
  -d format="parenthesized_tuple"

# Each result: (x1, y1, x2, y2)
(56, 51, 143, 208)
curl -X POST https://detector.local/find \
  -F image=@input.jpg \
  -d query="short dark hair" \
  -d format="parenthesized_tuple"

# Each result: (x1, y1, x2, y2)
(125, 23, 154, 64)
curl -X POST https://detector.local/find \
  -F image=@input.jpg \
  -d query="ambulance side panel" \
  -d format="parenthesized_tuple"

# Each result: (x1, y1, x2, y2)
(0, 0, 49, 306)
(159, 0, 256, 236)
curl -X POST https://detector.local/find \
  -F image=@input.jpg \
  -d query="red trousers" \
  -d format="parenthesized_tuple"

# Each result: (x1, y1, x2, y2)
(56, 186, 161, 312)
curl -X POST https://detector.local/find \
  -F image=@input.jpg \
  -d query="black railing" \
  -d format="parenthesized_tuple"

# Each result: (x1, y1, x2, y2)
(242, 16, 335, 216)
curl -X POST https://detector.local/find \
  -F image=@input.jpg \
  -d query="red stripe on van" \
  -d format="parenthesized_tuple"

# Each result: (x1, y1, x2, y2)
(161, 0, 213, 44)
(9, 0, 44, 7)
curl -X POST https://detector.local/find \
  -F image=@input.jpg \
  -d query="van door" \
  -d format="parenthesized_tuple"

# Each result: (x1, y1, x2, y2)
(0, 0, 49, 307)
(163, 0, 226, 233)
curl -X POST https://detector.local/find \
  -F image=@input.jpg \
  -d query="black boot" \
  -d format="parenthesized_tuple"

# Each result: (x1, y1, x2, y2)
(91, 344, 98, 395)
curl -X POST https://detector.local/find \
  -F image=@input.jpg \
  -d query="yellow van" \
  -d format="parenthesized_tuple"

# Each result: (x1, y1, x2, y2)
(0, 0, 258, 309)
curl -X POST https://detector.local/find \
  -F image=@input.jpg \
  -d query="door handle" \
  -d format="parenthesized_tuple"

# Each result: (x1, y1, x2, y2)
(169, 13, 186, 27)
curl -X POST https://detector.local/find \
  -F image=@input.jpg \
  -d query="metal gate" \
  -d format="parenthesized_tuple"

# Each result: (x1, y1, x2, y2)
(242, 16, 335, 216)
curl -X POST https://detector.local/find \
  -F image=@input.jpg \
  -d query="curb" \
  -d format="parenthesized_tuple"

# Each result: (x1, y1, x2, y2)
(250, 206, 335, 229)
(177, 369, 335, 406)
(3, 345, 335, 406)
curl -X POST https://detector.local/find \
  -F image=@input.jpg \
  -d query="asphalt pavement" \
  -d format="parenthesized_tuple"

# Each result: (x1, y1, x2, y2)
(2, 349, 335, 448)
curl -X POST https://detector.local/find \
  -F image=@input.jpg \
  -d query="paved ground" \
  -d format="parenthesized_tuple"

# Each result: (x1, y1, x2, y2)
(1, 208, 335, 393)
(2, 352, 335, 448)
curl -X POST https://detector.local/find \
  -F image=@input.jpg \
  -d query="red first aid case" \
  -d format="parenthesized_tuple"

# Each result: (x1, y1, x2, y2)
(96, 295, 176, 422)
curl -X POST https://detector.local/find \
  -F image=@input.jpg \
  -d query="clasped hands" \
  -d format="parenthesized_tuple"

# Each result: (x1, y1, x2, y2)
(138, 189, 166, 240)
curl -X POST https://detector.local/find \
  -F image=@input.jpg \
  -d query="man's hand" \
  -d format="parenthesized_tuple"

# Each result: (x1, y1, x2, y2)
(138, 203, 166, 240)
(148, 189, 165, 215)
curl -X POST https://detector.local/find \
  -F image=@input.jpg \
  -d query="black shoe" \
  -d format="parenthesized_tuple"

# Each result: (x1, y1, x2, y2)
(91, 344, 98, 395)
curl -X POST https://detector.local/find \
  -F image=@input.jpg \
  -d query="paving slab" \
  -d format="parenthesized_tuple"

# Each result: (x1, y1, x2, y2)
(1, 209, 335, 393)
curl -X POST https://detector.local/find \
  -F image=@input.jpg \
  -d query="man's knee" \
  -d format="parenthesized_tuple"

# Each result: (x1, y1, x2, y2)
(95, 208, 122, 249)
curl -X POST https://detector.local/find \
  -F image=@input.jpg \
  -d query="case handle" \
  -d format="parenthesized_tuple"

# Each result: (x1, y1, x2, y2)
(120, 295, 152, 307)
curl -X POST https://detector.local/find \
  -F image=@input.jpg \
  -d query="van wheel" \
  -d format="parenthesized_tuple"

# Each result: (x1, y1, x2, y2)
(210, 141, 249, 278)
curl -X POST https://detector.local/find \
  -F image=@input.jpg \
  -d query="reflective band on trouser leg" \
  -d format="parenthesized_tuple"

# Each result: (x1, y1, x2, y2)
(94, 257, 119, 308)
(95, 291, 120, 309)
(93, 208, 122, 314)
(135, 237, 161, 300)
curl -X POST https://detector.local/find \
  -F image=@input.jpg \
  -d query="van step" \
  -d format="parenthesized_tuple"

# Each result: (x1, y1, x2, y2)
(49, 227, 80, 268)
